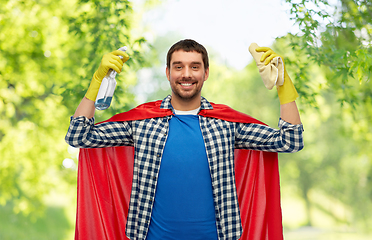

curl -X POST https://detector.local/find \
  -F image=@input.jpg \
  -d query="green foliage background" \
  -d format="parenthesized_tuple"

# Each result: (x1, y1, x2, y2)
(279, 0, 372, 232)
(0, 0, 371, 239)
(0, 0, 153, 238)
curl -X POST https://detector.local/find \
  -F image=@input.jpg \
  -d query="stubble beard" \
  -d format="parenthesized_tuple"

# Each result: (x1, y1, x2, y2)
(173, 88, 200, 102)
(171, 79, 202, 102)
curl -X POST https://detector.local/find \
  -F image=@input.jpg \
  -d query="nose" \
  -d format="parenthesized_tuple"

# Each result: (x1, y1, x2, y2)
(182, 66, 192, 79)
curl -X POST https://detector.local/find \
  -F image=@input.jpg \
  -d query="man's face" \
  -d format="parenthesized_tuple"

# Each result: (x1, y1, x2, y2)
(166, 50, 209, 103)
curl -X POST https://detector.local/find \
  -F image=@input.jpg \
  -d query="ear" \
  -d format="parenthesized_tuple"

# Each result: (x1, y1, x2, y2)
(204, 68, 209, 81)
(166, 67, 170, 81)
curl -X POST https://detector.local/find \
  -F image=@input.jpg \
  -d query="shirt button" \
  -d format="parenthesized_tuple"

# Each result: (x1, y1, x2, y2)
(83, 117, 90, 127)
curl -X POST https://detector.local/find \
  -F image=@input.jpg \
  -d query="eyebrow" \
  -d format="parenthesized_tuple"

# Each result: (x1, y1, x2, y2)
(172, 61, 202, 65)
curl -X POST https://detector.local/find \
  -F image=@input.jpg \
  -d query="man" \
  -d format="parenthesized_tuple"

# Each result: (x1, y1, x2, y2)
(66, 39, 304, 240)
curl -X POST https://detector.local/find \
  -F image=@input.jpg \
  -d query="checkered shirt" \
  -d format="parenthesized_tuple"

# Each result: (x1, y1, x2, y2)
(65, 95, 304, 240)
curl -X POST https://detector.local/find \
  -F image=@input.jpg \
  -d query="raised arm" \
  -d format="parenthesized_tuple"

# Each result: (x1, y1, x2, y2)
(73, 97, 96, 119)
(73, 50, 129, 118)
(280, 101, 301, 125)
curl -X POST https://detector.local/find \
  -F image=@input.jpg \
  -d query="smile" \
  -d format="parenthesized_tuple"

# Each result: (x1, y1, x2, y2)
(180, 83, 193, 86)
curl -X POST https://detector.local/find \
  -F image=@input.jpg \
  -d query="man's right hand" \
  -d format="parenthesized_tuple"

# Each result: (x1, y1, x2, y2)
(85, 50, 130, 101)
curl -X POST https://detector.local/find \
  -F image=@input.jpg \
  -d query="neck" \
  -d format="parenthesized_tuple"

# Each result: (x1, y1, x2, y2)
(170, 94, 201, 111)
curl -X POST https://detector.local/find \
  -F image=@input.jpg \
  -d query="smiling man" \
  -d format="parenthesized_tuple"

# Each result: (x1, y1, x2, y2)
(65, 39, 304, 240)
(166, 42, 209, 110)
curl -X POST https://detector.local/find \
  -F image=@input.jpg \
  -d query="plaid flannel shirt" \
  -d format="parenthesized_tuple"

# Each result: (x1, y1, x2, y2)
(65, 95, 304, 240)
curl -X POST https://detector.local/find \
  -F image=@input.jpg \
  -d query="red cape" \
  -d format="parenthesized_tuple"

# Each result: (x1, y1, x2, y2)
(76, 100, 283, 240)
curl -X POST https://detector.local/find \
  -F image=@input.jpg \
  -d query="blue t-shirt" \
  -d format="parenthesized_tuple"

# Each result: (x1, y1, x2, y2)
(146, 115, 218, 240)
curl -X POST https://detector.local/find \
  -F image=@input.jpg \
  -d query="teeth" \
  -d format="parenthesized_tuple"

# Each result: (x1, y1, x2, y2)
(181, 83, 192, 86)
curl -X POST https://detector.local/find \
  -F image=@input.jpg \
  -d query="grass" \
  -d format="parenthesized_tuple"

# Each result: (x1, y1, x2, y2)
(281, 187, 372, 240)
(0, 203, 74, 240)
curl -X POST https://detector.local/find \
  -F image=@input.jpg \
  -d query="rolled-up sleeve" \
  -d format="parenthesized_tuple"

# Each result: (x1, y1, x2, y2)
(65, 116, 133, 148)
(235, 118, 304, 152)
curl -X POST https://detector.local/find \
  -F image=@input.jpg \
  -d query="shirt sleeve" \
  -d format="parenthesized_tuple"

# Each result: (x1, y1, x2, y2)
(65, 116, 134, 148)
(235, 118, 304, 152)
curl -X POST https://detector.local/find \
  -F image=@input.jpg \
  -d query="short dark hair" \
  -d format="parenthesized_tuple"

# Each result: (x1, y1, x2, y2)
(166, 39, 209, 70)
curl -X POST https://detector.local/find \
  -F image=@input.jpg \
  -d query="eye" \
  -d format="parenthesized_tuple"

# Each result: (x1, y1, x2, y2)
(192, 65, 199, 70)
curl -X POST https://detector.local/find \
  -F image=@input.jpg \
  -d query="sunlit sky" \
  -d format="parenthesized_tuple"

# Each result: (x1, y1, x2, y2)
(140, 0, 299, 69)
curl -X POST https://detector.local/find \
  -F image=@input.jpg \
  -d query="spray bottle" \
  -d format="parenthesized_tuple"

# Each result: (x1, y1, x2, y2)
(95, 46, 127, 110)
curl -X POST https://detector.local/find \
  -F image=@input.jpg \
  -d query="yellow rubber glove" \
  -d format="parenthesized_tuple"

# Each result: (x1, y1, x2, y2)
(85, 50, 130, 101)
(255, 47, 299, 105)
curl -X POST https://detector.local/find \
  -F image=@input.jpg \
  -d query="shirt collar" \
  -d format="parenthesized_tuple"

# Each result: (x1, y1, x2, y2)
(160, 95, 214, 111)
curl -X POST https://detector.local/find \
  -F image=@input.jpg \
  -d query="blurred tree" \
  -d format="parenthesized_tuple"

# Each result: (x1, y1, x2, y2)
(277, 0, 372, 231)
(283, 0, 372, 108)
(0, 0, 155, 226)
